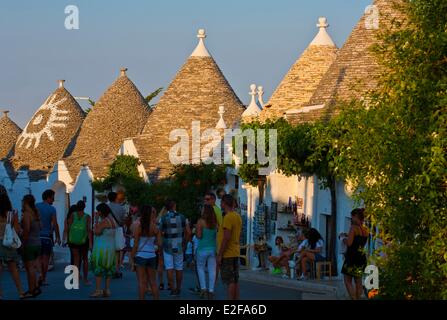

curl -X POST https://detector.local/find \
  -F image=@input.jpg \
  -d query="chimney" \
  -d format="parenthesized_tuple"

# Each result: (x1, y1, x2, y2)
(120, 67, 128, 76)
(58, 80, 65, 88)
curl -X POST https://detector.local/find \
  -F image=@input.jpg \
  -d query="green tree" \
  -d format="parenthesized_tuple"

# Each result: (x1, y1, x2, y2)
(167, 164, 227, 221)
(337, 0, 447, 299)
(145, 87, 163, 109)
(91, 155, 147, 205)
(236, 119, 279, 202)
(84, 98, 95, 114)
(92, 157, 226, 221)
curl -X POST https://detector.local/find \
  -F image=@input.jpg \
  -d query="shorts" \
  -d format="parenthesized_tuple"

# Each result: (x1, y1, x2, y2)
(185, 254, 193, 264)
(22, 245, 41, 262)
(0, 244, 20, 263)
(40, 238, 54, 256)
(69, 241, 89, 253)
(163, 250, 184, 271)
(221, 257, 240, 285)
(134, 256, 157, 269)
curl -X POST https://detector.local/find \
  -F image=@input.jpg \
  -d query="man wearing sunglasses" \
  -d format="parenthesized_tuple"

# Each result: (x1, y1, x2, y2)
(203, 191, 224, 291)
(204, 192, 222, 227)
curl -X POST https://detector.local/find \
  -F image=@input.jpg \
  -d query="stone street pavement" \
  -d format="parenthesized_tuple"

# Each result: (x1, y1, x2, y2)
(0, 264, 303, 300)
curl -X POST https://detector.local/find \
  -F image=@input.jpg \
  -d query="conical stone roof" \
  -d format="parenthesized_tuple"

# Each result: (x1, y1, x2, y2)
(66, 68, 150, 179)
(135, 29, 245, 182)
(0, 111, 22, 160)
(260, 17, 338, 121)
(13, 80, 85, 180)
(288, 0, 406, 124)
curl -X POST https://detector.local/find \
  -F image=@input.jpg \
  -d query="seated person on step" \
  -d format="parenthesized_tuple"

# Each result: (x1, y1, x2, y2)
(297, 228, 325, 280)
(268, 236, 294, 275)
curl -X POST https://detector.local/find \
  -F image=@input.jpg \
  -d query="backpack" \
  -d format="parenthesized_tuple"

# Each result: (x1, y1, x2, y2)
(69, 213, 88, 245)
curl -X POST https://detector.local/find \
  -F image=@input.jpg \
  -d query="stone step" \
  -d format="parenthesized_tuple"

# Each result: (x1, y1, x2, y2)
(239, 270, 348, 299)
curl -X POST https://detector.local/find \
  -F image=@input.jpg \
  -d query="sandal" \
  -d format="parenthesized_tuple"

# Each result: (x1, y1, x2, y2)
(199, 289, 208, 299)
(159, 283, 165, 290)
(21, 291, 35, 299)
(103, 290, 111, 298)
(89, 290, 104, 298)
(33, 287, 42, 297)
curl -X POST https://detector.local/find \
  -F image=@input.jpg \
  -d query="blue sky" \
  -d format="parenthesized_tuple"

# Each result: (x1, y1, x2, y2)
(0, 0, 371, 127)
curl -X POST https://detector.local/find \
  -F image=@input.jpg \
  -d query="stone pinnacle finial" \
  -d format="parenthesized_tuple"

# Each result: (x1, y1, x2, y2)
(257, 86, 265, 108)
(3, 110, 9, 118)
(120, 67, 128, 76)
(242, 84, 262, 118)
(250, 84, 257, 96)
(216, 105, 227, 129)
(310, 16, 336, 47)
(317, 17, 329, 29)
(58, 80, 65, 88)
(191, 28, 211, 57)
(197, 29, 207, 39)
(249, 84, 257, 106)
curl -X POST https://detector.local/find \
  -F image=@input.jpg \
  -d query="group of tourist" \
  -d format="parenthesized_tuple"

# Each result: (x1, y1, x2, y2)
(85, 190, 242, 300)
(268, 227, 325, 280)
(0, 186, 60, 300)
(266, 207, 369, 299)
(1, 179, 368, 300)
(0, 184, 244, 300)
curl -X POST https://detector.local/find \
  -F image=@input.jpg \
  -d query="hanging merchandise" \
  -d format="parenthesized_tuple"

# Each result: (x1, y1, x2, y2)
(253, 204, 267, 241)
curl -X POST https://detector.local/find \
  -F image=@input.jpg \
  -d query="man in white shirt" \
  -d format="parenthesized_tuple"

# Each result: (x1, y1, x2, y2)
(108, 191, 127, 279)
(297, 228, 325, 280)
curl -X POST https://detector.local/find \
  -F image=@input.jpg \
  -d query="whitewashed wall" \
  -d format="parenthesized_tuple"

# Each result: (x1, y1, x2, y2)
(230, 167, 358, 276)
(0, 162, 12, 192)
(10, 170, 31, 214)
(69, 166, 95, 216)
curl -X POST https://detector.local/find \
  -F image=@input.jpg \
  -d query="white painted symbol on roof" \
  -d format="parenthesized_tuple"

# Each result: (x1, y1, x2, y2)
(18, 94, 69, 149)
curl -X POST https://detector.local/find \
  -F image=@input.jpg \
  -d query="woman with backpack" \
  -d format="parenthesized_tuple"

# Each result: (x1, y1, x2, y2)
(63, 204, 78, 265)
(0, 189, 26, 300)
(66, 201, 92, 286)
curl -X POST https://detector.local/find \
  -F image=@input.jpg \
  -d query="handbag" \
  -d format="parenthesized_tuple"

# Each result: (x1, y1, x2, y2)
(2, 211, 22, 249)
(109, 213, 125, 250)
